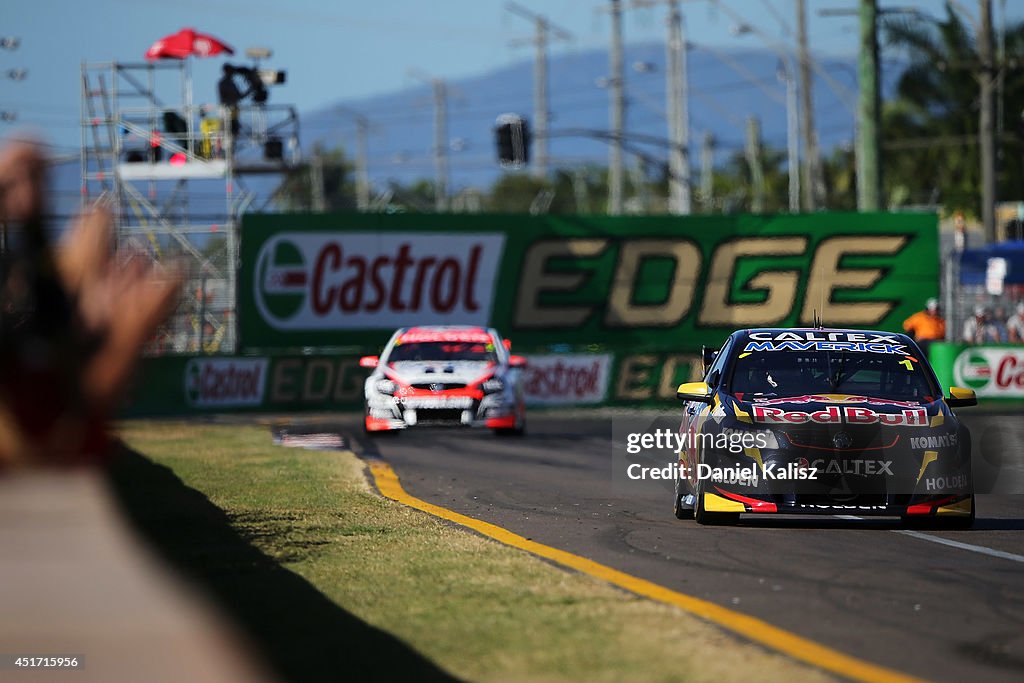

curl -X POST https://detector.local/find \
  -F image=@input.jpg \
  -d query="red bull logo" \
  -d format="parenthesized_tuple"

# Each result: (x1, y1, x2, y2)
(752, 405, 928, 426)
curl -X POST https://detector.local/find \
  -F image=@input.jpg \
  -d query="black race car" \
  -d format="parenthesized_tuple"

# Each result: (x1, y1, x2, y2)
(673, 328, 977, 526)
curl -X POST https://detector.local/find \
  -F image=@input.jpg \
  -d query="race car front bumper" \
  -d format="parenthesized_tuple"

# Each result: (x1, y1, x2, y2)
(365, 392, 518, 431)
(702, 487, 975, 517)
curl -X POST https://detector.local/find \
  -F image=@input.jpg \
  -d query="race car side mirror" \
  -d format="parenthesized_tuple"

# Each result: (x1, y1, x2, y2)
(701, 346, 718, 376)
(503, 339, 512, 351)
(676, 382, 713, 403)
(947, 386, 977, 407)
(359, 355, 379, 369)
(508, 355, 527, 368)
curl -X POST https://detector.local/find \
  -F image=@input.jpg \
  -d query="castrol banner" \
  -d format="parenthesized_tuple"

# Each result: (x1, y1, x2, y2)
(184, 357, 267, 408)
(521, 354, 612, 405)
(251, 231, 504, 332)
(240, 211, 938, 354)
(953, 347, 1024, 398)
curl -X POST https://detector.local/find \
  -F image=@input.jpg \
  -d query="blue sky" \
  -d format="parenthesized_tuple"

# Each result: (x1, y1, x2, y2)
(2, 0, 1019, 158)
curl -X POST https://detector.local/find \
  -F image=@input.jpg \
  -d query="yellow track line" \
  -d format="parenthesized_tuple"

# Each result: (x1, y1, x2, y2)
(367, 459, 931, 683)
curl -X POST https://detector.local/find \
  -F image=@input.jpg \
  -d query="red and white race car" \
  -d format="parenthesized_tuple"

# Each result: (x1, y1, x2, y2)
(360, 326, 527, 435)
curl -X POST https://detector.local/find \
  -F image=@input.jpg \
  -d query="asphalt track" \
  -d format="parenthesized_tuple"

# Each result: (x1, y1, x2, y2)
(336, 410, 1024, 683)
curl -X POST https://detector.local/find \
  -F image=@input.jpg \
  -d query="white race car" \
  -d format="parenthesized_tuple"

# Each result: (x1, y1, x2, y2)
(361, 326, 527, 435)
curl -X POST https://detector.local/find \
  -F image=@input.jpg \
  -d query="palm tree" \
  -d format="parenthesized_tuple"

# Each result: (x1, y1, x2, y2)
(881, 4, 1024, 215)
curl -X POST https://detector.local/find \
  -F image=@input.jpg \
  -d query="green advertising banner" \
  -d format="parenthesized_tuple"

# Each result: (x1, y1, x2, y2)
(123, 350, 695, 416)
(238, 212, 939, 357)
(123, 354, 371, 417)
(928, 342, 1024, 402)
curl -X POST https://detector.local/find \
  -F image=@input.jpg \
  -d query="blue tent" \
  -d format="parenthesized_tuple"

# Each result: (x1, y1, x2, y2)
(958, 242, 1024, 285)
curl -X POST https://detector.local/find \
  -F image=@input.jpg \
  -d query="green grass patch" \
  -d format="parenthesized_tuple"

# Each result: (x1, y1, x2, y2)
(116, 421, 835, 683)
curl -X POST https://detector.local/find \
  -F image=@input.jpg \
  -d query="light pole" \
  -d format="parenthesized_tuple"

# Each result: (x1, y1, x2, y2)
(779, 59, 800, 213)
(732, 24, 800, 212)
(507, 3, 573, 181)
(409, 70, 451, 212)
(608, 0, 625, 215)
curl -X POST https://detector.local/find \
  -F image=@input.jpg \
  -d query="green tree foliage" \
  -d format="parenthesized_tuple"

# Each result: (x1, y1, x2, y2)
(822, 145, 857, 211)
(707, 146, 791, 214)
(272, 145, 356, 211)
(881, 5, 1024, 214)
(485, 172, 581, 213)
(387, 179, 437, 213)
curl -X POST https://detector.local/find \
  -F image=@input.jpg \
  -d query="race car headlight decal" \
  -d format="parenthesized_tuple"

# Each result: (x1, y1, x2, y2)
(481, 378, 505, 393)
(375, 379, 397, 395)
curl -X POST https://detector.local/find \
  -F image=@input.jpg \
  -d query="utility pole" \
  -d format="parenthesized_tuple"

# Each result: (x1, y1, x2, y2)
(608, 0, 625, 215)
(745, 116, 765, 212)
(572, 168, 591, 213)
(507, 3, 572, 181)
(665, 0, 691, 214)
(781, 58, 800, 212)
(310, 148, 325, 212)
(857, 0, 881, 211)
(336, 106, 372, 212)
(796, 0, 824, 210)
(979, 0, 996, 242)
(628, 0, 691, 215)
(410, 71, 451, 212)
(354, 115, 370, 211)
(700, 131, 715, 212)
(432, 78, 450, 212)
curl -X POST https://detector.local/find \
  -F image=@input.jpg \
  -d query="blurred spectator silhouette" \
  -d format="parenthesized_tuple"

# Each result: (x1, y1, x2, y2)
(953, 211, 967, 252)
(902, 298, 946, 356)
(1008, 303, 1024, 343)
(163, 109, 189, 154)
(236, 66, 268, 105)
(217, 64, 244, 140)
(962, 306, 1001, 345)
(991, 305, 1010, 343)
(199, 106, 222, 159)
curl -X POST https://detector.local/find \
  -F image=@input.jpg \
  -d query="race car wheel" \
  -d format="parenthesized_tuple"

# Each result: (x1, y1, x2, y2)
(673, 477, 694, 520)
(364, 410, 400, 437)
(694, 480, 739, 526)
(493, 409, 526, 437)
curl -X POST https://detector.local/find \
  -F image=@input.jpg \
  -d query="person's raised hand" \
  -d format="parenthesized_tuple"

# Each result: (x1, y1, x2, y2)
(0, 141, 181, 466)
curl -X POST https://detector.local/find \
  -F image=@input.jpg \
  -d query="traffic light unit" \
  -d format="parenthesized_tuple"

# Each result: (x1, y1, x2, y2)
(495, 113, 531, 167)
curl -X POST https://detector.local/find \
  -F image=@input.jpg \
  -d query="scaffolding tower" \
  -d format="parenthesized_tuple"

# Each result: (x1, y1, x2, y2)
(80, 59, 300, 355)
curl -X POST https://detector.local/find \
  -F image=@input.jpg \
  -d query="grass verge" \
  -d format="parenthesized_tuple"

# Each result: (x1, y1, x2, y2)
(115, 420, 835, 683)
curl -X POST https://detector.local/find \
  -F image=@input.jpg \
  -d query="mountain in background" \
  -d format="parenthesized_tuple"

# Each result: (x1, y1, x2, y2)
(303, 41, 891, 194)
(51, 42, 897, 219)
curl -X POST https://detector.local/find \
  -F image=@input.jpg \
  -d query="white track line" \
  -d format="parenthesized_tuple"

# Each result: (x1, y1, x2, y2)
(891, 529, 1024, 563)
(834, 515, 1024, 564)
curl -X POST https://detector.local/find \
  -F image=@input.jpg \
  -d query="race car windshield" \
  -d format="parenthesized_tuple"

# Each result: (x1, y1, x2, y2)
(729, 350, 938, 402)
(388, 341, 497, 363)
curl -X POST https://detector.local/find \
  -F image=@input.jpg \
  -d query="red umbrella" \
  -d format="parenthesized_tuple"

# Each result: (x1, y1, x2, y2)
(145, 28, 233, 60)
